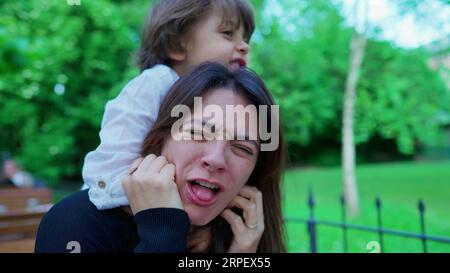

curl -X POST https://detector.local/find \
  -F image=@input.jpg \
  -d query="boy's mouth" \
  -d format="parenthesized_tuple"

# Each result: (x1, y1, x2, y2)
(229, 58, 247, 70)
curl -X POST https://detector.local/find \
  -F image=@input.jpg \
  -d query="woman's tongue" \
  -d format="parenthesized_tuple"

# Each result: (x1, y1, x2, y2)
(191, 183, 216, 201)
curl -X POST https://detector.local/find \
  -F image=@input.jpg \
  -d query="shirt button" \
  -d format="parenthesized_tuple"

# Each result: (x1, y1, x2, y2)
(98, 180, 106, 189)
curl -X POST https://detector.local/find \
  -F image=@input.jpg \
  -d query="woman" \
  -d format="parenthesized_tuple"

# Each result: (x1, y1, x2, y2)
(35, 63, 286, 253)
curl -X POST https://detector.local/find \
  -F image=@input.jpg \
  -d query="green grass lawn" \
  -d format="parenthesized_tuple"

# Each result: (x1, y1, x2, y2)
(282, 160, 450, 253)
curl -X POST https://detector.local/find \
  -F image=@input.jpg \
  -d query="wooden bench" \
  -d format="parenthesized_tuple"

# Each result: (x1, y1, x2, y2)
(0, 238, 36, 253)
(0, 188, 52, 212)
(0, 188, 53, 252)
(0, 209, 51, 253)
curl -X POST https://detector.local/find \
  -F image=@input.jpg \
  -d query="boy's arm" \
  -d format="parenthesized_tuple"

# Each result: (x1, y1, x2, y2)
(82, 66, 178, 210)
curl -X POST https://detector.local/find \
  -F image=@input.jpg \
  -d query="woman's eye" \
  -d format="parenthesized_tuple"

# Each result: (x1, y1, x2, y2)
(235, 145, 253, 156)
(190, 129, 204, 139)
(190, 129, 201, 135)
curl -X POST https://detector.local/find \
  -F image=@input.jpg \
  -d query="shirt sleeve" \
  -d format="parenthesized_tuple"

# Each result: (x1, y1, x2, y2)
(82, 65, 179, 210)
(133, 208, 191, 253)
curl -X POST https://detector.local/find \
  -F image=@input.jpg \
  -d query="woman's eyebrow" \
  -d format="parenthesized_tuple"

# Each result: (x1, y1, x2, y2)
(200, 119, 219, 130)
(190, 119, 222, 132)
(188, 119, 213, 127)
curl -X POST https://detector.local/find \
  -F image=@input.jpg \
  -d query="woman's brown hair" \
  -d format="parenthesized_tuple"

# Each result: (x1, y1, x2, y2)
(137, 0, 255, 71)
(141, 62, 286, 253)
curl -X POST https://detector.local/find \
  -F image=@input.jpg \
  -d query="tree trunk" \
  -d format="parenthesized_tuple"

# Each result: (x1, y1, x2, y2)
(342, 31, 366, 217)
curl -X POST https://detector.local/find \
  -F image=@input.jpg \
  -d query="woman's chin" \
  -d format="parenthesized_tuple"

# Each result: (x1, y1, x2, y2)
(185, 207, 215, 226)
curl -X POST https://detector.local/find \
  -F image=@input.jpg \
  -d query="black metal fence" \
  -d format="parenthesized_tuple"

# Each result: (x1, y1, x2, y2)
(285, 189, 450, 253)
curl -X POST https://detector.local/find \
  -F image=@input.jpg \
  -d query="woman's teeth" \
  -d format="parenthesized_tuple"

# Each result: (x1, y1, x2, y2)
(194, 180, 219, 192)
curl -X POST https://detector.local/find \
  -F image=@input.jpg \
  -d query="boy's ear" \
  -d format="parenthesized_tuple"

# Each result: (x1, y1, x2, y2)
(169, 37, 189, 62)
(168, 50, 186, 62)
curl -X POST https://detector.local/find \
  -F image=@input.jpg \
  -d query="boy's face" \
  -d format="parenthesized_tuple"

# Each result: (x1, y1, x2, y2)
(172, 8, 250, 75)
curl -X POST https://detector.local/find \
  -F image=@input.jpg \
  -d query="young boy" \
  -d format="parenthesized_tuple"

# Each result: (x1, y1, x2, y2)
(82, 0, 255, 209)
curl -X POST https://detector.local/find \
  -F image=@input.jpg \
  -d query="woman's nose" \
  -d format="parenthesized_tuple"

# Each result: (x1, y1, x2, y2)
(201, 143, 227, 172)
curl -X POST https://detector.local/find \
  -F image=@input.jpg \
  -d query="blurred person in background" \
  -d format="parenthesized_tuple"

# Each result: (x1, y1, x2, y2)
(3, 159, 35, 188)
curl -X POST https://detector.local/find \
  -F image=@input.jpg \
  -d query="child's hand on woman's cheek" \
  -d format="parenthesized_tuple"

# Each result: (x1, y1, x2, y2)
(220, 186, 265, 253)
(122, 154, 183, 215)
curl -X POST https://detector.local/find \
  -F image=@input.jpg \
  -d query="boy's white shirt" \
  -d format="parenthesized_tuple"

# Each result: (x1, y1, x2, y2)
(82, 64, 179, 210)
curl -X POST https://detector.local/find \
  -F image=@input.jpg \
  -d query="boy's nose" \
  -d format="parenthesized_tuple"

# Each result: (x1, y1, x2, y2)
(237, 41, 249, 55)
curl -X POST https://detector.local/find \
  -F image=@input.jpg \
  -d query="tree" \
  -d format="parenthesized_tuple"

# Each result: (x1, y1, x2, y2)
(0, 0, 135, 185)
(342, 0, 368, 216)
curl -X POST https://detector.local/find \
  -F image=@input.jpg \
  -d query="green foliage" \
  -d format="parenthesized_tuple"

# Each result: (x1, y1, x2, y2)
(356, 44, 450, 154)
(0, 0, 136, 185)
(251, 0, 449, 160)
(251, 0, 351, 146)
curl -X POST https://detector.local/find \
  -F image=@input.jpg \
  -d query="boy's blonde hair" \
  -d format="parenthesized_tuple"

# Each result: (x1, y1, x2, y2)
(137, 0, 255, 71)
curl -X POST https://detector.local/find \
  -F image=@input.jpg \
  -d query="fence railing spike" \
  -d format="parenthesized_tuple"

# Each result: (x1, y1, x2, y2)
(418, 199, 425, 212)
(375, 196, 381, 209)
(418, 199, 427, 253)
(308, 187, 315, 209)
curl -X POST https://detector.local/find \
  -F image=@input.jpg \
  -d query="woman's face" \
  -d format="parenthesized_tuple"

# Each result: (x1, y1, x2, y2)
(161, 88, 259, 226)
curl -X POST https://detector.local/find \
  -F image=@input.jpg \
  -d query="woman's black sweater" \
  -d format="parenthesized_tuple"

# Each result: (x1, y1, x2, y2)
(35, 190, 191, 253)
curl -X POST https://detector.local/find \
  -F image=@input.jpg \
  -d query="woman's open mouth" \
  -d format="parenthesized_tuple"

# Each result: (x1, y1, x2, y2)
(186, 179, 222, 206)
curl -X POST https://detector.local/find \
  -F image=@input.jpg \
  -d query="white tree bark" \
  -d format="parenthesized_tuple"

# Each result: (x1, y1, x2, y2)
(342, 0, 367, 217)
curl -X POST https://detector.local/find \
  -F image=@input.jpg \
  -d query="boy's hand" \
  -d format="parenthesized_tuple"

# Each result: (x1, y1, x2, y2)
(122, 154, 183, 215)
(220, 186, 265, 253)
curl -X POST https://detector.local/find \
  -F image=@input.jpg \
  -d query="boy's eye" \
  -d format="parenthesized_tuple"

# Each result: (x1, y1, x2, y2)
(222, 31, 233, 37)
